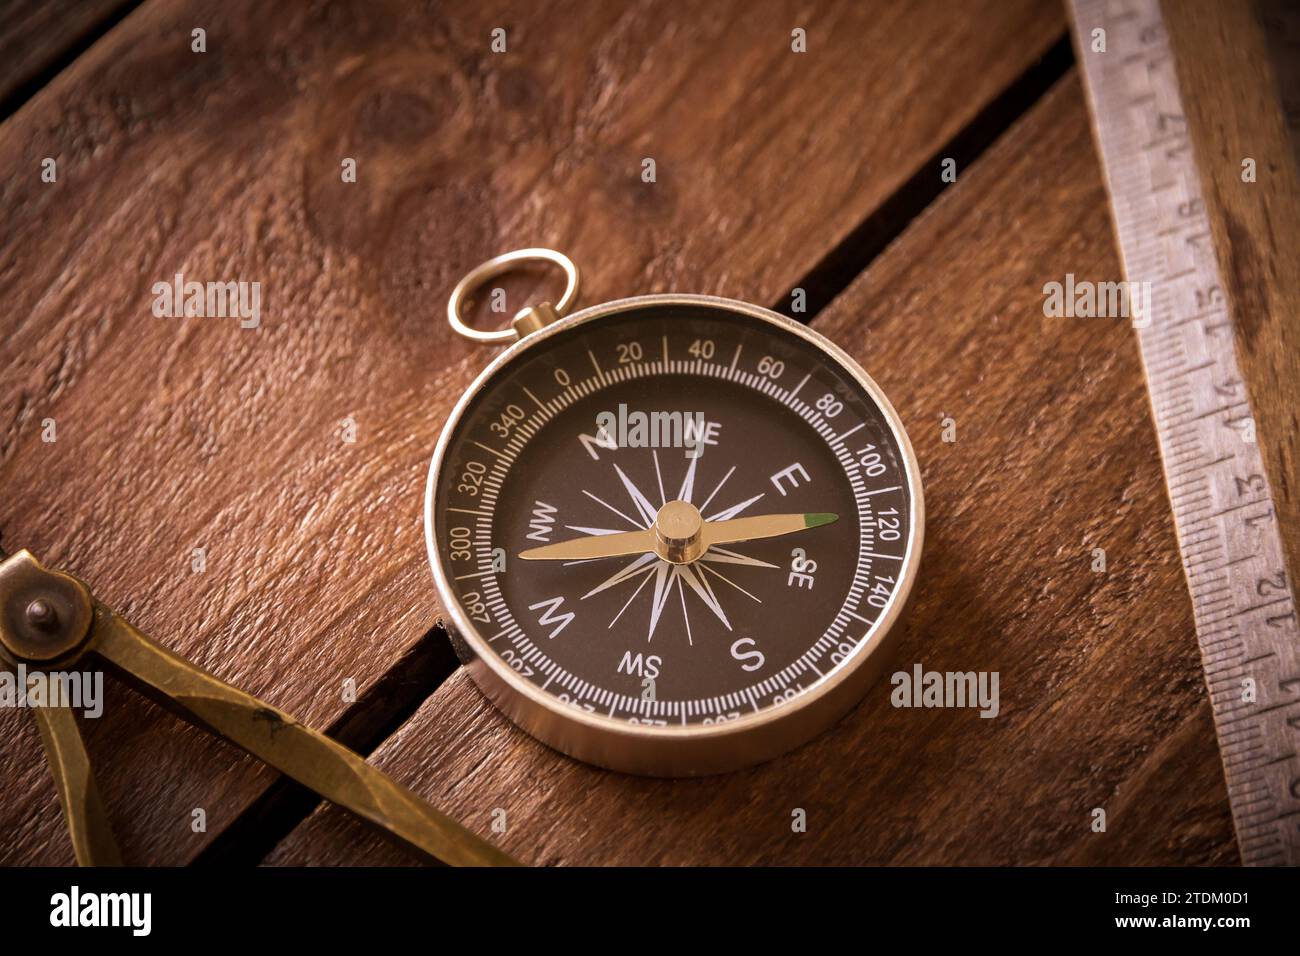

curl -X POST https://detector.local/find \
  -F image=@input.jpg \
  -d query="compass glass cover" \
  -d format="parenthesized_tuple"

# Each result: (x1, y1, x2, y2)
(431, 301, 916, 730)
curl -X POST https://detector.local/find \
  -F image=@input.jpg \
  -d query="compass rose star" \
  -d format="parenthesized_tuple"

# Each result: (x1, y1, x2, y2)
(575, 454, 775, 642)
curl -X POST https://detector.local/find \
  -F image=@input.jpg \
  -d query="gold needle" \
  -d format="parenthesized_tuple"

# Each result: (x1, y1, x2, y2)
(519, 505, 836, 564)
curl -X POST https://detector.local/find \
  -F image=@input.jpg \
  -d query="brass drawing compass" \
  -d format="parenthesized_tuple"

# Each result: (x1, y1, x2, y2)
(0, 544, 514, 867)
(1, 246, 924, 864)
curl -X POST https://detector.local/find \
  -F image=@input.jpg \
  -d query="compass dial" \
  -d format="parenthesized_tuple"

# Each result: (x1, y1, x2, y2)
(427, 296, 922, 775)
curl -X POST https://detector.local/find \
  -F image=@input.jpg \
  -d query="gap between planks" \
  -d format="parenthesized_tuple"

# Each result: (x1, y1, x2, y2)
(190, 31, 1080, 866)
(0, 0, 146, 122)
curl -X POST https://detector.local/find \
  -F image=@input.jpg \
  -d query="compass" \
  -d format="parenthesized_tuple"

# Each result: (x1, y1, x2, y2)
(426, 250, 924, 775)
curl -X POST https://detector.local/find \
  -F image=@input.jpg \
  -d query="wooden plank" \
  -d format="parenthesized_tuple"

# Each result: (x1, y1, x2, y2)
(1163, 0, 1300, 589)
(269, 74, 1238, 866)
(0, 0, 1065, 863)
(1257, 0, 1300, 168)
(0, 0, 134, 114)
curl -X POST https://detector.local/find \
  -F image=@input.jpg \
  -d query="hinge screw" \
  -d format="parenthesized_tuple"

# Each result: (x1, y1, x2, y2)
(25, 598, 58, 630)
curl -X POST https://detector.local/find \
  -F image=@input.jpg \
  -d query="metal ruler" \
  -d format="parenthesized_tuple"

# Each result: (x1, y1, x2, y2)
(1071, 0, 1300, 865)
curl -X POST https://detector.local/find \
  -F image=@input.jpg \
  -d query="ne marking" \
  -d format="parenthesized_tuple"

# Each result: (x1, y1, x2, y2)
(453, 341, 909, 723)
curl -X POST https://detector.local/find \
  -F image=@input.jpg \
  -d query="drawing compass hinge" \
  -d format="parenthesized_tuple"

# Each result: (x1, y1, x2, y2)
(0, 548, 517, 867)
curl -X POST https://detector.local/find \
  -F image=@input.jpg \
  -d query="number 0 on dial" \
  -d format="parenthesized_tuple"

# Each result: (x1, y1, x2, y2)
(426, 295, 923, 775)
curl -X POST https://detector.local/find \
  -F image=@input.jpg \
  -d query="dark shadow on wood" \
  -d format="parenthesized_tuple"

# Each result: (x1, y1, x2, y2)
(773, 32, 1075, 322)
(191, 623, 461, 866)
(230, 30, 1078, 869)
(0, 0, 144, 122)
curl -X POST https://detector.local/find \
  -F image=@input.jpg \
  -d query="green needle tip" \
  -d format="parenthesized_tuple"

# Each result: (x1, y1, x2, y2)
(804, 512, 838, 528)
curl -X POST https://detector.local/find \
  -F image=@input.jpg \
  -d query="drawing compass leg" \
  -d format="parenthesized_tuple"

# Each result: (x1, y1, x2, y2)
(0, 548, 516, 867)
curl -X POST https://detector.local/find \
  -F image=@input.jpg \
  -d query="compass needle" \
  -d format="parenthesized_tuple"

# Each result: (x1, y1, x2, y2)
(701, 511, 839, 548)
(520, 526, 655, 561)
(519, 510, 837, 561)
(431, 253, 922, 775)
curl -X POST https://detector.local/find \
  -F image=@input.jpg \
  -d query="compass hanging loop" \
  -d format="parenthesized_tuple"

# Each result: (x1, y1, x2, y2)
(447, 248, 580, 344)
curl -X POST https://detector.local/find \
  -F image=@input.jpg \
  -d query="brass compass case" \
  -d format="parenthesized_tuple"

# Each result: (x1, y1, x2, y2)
(425, 293, 924, 776)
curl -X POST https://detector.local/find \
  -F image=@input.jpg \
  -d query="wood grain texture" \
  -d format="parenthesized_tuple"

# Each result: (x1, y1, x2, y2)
(269, 75, 1238, 866)
(0, 0, 133, 111)
(0, 0, 1065, 864)
(1164, 0, 1300, 591)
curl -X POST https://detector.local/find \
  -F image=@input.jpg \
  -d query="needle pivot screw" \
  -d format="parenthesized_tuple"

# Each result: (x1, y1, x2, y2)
(654, 500, 705, 565)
